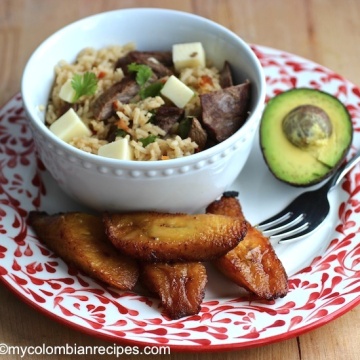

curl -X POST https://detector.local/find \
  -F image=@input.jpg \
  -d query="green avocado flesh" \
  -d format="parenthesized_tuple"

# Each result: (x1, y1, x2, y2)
(260, 88, 353, 186)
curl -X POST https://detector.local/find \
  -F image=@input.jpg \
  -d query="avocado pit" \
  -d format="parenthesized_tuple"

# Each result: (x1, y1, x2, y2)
(282, 104, 332, 148)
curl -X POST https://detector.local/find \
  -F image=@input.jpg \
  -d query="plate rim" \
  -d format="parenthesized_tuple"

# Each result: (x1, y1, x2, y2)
(1, 43, 360, 351)
(1, 273, 359, 352)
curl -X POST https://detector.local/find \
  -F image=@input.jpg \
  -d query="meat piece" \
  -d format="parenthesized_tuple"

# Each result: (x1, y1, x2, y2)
(91, 77, 139, 120)
(105, 123, 119, 143)
(118, 51, 173, 68)
(115, 51, 174, 78)
(188, 117, 207, 151)
(154, 106, 184, 134)
(140, 262, 207, 319)
(143, 51, 173, 66)
(56, 102, 79, 118)
(219, 61, 234, 88)
(200, 81, 251, 142)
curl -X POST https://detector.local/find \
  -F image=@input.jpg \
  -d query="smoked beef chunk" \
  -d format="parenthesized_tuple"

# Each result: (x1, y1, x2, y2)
(57, 102, 79, 118)
(200, 81, 251, 142)
(106, 124, 120, 143)
(188, 118, 207, 151)
(91, 77, 140, 121)
(219, 61, 234, 88)
(154, 106, 184, 134)
(115, 51, 174, 78)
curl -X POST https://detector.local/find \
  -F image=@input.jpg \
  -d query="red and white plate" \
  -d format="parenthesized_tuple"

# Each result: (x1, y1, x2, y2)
(0, 45, 359, 351)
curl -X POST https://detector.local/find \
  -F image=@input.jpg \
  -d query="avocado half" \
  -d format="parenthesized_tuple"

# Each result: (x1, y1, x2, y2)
(260, 88, 353, 186)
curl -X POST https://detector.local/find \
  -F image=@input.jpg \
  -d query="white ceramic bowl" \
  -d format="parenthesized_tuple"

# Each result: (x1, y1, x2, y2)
(21, 8, 266, 213)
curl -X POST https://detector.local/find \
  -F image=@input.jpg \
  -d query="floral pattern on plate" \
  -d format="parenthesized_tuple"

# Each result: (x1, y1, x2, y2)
(0, 45, 359, 351)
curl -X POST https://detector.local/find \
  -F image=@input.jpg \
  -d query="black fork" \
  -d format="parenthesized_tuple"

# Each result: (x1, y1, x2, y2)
(256, 151, 360, 243)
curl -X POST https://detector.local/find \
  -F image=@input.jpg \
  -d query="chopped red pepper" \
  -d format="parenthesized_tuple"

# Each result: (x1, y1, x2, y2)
(199, 75, 214, 87)
(97, 71, 107, 79)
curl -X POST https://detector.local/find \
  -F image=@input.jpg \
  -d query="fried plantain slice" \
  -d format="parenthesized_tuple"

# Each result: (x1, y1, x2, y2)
(28, 211, 139, 290)
(206, 191, 246, 220)
(103, 211, 247, 263)
(206, 193, 289, 300)
(140, 262, 207, 319)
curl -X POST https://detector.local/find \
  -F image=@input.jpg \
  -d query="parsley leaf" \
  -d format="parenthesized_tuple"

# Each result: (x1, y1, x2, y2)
(139, 134, 158, 147)
(128, 63, 153, 87)
(71, 72, 98, 102)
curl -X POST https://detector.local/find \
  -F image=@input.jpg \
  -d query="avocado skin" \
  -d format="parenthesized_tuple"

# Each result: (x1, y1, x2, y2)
(260, 88, 353, 187)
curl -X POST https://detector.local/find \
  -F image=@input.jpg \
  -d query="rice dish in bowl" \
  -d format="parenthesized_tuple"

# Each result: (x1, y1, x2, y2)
(46, 42, 251, 161)
(21, 8, 266, 212)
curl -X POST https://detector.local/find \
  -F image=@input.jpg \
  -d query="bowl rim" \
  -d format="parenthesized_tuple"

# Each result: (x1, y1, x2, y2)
(21, 7, 266, 169)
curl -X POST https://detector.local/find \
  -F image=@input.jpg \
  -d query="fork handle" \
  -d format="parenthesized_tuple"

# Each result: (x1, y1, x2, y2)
(328, 150, 360, 191)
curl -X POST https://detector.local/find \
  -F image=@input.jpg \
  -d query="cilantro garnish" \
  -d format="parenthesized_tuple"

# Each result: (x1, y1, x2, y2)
(116, 129, 128, 138)
(140, 82, 164, 99)
(147, 110, 157, 124)
(178, 117, 192, 139)
(71, 72, 98, 102)
(128, 63, 153, 87)
(128, 63, 163, 99)
(139, 134, 158, 147)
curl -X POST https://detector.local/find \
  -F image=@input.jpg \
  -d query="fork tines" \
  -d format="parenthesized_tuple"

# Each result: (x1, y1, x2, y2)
(256, 211, 312, 243)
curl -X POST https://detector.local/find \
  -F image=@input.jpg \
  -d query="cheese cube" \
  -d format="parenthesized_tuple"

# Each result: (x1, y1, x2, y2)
(59, 79, 76, 103)
(98, 137, 134, 160)
(172, 42, 206, 71)
(49, 108, 91, 142)
(160, 75, 194, 108)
